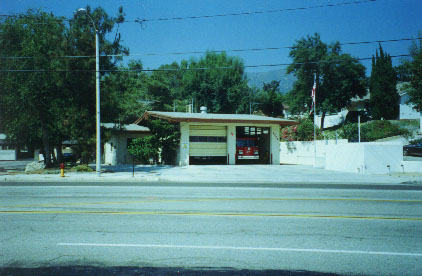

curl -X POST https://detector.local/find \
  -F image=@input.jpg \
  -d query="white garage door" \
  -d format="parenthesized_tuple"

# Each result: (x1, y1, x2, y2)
(189, 125, 227, 156)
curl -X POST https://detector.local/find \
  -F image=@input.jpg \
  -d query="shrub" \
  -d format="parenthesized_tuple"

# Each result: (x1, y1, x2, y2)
(127, 136, 159, 164)
(70, 164, 94, 172)
(281, 118, 321, 141)
(127, 119, 180, 165)
(337, 120, 410, 142)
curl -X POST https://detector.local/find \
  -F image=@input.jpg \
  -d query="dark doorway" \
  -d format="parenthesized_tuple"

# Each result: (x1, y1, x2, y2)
(236, 126, 270, 164)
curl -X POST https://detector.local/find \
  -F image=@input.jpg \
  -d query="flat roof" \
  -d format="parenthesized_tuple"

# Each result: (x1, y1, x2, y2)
(101, 123, 150, 132)
(136, 111, 298, 126)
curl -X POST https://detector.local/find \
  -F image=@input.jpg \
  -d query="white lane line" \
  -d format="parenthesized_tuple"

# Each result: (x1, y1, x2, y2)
(57, 243, 422, 257)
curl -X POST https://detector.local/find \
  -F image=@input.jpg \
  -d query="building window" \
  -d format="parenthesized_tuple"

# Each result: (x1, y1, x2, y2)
(189, 136, 226, 143)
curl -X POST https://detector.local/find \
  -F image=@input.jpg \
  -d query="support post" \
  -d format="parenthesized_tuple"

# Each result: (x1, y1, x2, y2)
(358, 114, 361, 143)
(95, 29, 101, 176)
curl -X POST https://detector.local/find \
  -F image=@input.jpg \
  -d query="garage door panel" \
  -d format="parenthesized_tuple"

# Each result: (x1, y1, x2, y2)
(190, 125, 226, 136)
(190, 143, 227, 156)
(189, 125, 227, 157)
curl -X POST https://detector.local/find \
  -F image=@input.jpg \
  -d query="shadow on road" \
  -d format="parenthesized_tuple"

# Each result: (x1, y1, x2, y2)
(0, 267, 342, 276)
(100, 164, 176, 173)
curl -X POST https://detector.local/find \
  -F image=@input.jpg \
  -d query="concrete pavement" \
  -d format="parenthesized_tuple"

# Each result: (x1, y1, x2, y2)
(1, 164, 422, 184)
(1, 185, 422, 276)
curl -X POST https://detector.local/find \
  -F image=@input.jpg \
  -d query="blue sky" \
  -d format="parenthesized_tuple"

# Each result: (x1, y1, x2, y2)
(1, 0, 422, 74)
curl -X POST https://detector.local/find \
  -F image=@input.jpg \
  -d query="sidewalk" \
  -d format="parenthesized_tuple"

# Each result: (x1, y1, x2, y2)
(1, 164, 422, 185)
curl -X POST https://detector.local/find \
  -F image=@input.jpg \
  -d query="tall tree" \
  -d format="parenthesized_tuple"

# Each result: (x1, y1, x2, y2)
(369, 44, 399, 120)
(61, 5, 128, 163)
(0, 6, 128, 165)
(102, 60, 149, 124)
(286, 33, 367, 129)
(257, 81, 284, 117)
(404, 35, 422, 111)
(0, 9, 67, 166)
(182, 51, 250, 113)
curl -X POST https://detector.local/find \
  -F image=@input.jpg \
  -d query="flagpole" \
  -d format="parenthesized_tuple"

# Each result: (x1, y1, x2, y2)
(313, 73, 317, 166)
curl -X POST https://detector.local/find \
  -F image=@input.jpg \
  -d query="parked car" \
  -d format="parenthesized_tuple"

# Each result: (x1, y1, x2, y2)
(62, 152, 76, 163)
(403, 143, 422, 156)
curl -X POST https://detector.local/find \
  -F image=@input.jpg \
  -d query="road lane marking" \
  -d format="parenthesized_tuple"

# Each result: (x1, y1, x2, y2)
(3, 197, 422, 208)
(56, 243, 422, 257)
(1, 210, 422, 221)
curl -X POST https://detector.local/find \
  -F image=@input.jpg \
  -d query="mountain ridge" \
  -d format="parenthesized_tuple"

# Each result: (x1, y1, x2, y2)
(246, 69, 296, 94)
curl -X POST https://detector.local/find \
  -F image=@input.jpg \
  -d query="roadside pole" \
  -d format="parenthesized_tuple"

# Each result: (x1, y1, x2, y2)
(313, 73, 317, 167)
(358, 114, 361, 143)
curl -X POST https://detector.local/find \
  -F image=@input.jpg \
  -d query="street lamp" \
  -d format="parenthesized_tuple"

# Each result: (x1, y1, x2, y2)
(76, 8, 101, 176)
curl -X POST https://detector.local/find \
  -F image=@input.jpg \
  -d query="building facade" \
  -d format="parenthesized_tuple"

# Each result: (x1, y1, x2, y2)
(136, 111, 298, 166)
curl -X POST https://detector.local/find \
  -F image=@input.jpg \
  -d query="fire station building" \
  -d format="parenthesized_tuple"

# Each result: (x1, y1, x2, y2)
(136, 109, 298, 166)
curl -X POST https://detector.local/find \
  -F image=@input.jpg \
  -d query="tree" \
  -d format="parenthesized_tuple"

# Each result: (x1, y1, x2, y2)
(369, 44, 399, 120)
(127, 136, 158, 164)
(128, 119, 180, 165)
(0, 6, 129, 166)
(63, 6, 128, 163)
(286, 33, 367, 129)
(102, 60, 149, 124)
(0, 9, 68, 166)
(405, 35, 422, 111)
(182, 51, 250, 113)
(257, 81, 284, 117)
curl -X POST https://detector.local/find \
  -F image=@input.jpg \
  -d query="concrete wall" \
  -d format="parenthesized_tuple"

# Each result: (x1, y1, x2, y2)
(315, 110, 347, 129)
(325, 143, 402, 174)
(280, 140, 348, 166)
(227, 125, 236, 165)
(104, 133, 149, 165)
(280, 140, 403, 175)
(270, 125, 280, 165)
(179, 122, 190, 166)
(400, 94, 420, 120)
(0, 150, 17, 161)
(401, 161, 422, 173)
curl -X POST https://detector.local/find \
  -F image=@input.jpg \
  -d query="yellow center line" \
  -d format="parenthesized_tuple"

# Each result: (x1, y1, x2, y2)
(2, 197, 422, 208)
(0, 210, 421, 221)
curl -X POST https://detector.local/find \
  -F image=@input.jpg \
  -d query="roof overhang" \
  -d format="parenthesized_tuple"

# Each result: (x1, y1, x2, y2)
(135, 111, 299, 127)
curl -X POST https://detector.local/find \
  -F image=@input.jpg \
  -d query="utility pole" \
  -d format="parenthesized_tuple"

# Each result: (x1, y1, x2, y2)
(76, 8, 101, 176)
(313, 73, 317, 166)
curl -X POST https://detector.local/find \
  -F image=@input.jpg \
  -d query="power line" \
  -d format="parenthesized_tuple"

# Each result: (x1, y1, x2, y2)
(0, 0, 376, 25)
(0, 54, 411, 73)
(135, 0, 377, 23)
(1, 37, 420, 60)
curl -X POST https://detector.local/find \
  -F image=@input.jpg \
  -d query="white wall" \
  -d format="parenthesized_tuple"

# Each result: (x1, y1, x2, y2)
(227, 125, 236, 165)
(315, 110, 347, 128)
(104, 133, 148, 165)
(400, 94, 420, 120)
(179, 122, 190, 166)
(270, 125, 280, 165)
(280, 140, 348, 166)
(401, 161, 422, 173)
(325, 143, 402, 174)
(280, 140, 403, 175)
(0, 150, 17, 161)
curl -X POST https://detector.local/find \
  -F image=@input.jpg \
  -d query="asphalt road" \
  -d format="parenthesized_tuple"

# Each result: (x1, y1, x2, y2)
(1, 184, 422, 276)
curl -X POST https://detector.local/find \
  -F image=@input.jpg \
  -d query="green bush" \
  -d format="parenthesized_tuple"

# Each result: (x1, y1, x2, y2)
(334, 120, 410, 142)
(127, 119, 180, 165)
(127, 136, 158, 164)
(70, 164, 94, 172)
(281, 118, 322, 141)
